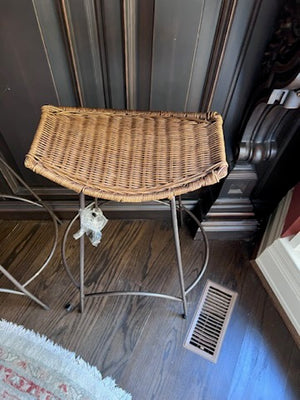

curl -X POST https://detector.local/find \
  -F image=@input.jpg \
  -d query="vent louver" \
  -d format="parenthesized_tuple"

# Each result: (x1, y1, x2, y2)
(184, 280, 237, 363)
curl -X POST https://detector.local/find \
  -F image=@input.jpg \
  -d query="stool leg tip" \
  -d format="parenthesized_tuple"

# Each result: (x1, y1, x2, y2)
(64, 302, 73, 312)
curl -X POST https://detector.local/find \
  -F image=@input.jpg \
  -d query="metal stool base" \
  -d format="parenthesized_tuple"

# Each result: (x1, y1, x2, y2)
(62, 193, 209, 318)
(0, 158, 60, 310)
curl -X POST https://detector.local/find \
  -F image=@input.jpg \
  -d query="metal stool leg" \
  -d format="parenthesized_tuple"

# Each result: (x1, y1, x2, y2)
(0, 157, 60, 310)
(178, 195, 184, 227)
(170, 196, 188, 318)
(79, 192, 85, 312)
(0, 265, 49, 310)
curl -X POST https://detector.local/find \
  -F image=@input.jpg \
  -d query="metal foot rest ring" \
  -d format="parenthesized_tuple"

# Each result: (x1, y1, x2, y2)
(62, 195, 209, 318)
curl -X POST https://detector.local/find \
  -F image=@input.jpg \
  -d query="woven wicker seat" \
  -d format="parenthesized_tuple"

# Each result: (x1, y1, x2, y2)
(25, 106, 227, 202)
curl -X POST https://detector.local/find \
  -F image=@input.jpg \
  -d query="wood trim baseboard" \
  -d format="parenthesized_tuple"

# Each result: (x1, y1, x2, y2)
(0, 197, 259, 240)
(0, 199, 196, 220)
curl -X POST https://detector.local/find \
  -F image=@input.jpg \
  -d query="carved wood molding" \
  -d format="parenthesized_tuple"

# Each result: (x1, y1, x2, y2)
(238, 101, 299, 165)
(239, 103, 287, 163)
(250, 0, 300, 108)
(259, 0, 300, 91)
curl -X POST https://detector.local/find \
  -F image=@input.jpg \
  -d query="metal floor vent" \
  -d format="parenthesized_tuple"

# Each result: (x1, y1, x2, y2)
(184, 280, 237, 363)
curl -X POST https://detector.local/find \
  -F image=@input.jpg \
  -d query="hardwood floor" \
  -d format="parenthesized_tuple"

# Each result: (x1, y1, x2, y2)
(0, 219, 299, 400)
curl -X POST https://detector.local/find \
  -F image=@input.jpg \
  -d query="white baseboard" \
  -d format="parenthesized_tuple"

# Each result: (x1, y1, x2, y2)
(256, 235, 300, 336)
(257, 188, 293, 254)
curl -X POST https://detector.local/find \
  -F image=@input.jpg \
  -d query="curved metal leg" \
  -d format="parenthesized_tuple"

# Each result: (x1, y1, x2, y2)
(170, 197, 188, 318)
(178, 195, 184, 227)
(0, 157, 61, 225)
(0, 195, 59, 288)
(79, 192, 85, 312)
(62, 214, 81, 288)
(183, 208, 209, 294)
(0, 196, 58, 309)
(0, 265, 49, 310)
(155, 198, 209, 294)
(0, 157, 61, 310)
(0, 203, 58, 310)
(0, 157, 60, 310)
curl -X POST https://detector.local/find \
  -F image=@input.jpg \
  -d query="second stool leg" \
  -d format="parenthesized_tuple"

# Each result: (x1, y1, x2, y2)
(178, 195, 184, 227)
(170, 196, 188, 318)
(79, 192, 85, 313)
(0, 264, 49, 310)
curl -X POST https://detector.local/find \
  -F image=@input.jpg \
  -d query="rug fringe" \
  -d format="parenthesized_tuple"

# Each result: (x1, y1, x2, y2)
(0, 319, 132, 400)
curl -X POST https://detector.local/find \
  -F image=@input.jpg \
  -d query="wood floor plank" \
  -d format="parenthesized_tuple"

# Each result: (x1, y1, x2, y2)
(0, 219, 299, 400)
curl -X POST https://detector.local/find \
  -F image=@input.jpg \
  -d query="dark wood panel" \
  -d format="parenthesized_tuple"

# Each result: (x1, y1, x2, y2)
(32, 0, 77, 106)
(185, 0, 222, 111)
(96, 0, 126, 109)
(0, 219, 299, 399)
(0, 0, 58, 185)
(150, 0, 208, 111)
(62, 0, 106, 107)
(136, 0, 155, 110)
(212, 0, 262, 113)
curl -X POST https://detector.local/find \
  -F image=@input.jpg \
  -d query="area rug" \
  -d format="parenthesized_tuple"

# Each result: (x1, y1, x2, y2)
(0, 320, 131, 399)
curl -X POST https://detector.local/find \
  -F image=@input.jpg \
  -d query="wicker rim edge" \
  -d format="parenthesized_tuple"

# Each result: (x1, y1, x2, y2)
(40, 104, 222, 124)
(25, 155, 227, 202)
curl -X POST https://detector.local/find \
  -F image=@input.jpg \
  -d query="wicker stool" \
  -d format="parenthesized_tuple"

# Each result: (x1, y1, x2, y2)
(25, 106, 228, 317)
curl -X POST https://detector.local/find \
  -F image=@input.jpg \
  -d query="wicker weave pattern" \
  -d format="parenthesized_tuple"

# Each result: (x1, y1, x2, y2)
(25, 105, 228, 202)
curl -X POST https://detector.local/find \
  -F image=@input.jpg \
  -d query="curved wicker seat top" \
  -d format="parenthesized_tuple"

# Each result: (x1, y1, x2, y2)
(25, 105, 228, 202)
